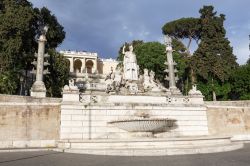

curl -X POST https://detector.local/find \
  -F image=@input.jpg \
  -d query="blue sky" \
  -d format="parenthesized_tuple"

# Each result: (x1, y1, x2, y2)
(30, 0, 250, 64)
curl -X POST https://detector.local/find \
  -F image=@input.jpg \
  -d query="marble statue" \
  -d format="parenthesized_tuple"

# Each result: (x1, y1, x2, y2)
(122, 45, 139, 81)
(143, 69, 151, 90)
(188, 84, 202, 96)
(105, 68, 123, 93)
(63, 79, 79, 92)
(149, 71, 157, 87)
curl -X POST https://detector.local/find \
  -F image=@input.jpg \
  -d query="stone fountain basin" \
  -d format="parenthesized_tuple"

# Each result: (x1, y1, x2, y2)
(108, 118, 175, 132)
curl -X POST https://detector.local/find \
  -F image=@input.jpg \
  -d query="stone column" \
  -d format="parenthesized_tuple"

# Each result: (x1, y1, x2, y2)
(164, 35, 181, 95)
(69, 58, 74, 73)
(81, 58, 85, 73)
(30, 34, 47, 98)
(93, 59, 97, 73)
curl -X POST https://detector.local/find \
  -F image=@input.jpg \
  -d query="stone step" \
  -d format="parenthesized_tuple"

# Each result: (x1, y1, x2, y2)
(58, 139, 231, 149)
(58, 136, 232, 149)
(58, 142, 243, 156)
(57, 136, 243, 156)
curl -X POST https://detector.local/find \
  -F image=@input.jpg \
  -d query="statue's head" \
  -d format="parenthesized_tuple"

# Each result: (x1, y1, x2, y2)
(129, 45, 133, 51)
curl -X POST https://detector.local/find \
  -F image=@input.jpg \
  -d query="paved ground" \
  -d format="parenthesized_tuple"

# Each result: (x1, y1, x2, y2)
(0, 144, 250, 166)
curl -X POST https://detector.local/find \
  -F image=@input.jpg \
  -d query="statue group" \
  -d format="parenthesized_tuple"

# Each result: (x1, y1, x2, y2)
(105, 44, 164, 94)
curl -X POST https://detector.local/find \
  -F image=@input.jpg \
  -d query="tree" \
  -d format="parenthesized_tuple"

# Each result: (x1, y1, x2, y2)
(0, 0, 36, 94)
(134, 42, 166, 82)
(191, 6, 238, 100)
(230, 63, 250, 100)
(44, 49, 69, 97)
(162, 17, 200, 53)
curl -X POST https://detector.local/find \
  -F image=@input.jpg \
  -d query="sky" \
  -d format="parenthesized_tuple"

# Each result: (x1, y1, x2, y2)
(30, 0, 250, 64)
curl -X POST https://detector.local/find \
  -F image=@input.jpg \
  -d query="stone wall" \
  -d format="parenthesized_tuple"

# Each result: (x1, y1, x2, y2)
(206, 101, 250, 136)
(0, 95, 61, 141)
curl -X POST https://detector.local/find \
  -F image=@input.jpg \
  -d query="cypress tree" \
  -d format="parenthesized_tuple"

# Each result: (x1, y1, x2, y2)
(192, 6, 238, 100)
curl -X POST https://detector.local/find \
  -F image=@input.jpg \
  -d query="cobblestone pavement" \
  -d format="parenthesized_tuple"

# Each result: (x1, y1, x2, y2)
(0, 144, 249, 166)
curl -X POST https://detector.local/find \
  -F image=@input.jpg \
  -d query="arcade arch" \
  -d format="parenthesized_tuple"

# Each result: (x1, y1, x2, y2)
(86, 60, 94, 74)
(74, 59, 82, 73)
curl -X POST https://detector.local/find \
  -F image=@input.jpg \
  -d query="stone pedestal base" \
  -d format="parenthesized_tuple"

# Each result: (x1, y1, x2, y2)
(30, 81, 46, 98)
(170, 87, 182, 95)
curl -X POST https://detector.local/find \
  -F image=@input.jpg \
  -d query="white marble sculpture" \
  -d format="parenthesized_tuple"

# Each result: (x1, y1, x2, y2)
(188, 84, 202, 96)
(122, 45, 139, 81)
(143, 69, 151, 90)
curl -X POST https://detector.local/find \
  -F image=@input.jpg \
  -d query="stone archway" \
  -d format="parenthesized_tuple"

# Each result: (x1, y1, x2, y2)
(86, 60, 94, 74)
(74, 59, 82, 73)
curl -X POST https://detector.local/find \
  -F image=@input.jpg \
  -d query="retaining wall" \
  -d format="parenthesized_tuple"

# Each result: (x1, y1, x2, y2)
(0, 95, 61, 147)
(206, 101, 250, 136)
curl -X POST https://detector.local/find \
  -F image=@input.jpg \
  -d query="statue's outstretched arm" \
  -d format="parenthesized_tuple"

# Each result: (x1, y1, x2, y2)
(122, 45, 125, 54)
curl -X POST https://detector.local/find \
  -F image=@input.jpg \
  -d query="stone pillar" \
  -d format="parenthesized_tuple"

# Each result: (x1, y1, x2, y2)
(166, 50, 176, 88)
(93, 59, 97, 73)
(69, 58, 74, 73)
(164, 35, 180, 95)
(30, 34, 47, 98)
(81, 58, 85, 73)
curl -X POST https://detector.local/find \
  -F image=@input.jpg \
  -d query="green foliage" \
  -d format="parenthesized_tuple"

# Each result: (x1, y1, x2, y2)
(230, 64, 250, 100)
(197, 78, 231, 100)
(0, 0, 35, 93)
(162, 17, 200, 50)
(44, 49, 69, 97)
(134, 42, 166, 82)
(190, 6, 238, 100)
(162, 17, 200, 41)
(192, 6, 238, 83)
(0, 0, 35, 72)
(0, 71, 19, 94)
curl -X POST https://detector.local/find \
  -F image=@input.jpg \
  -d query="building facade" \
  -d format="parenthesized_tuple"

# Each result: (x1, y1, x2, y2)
(60, 50, 118, 82)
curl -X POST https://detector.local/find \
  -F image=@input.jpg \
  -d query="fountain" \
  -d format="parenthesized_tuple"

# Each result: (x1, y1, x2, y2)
(108, 118, 176, 138)
(58, 36, 243, 156)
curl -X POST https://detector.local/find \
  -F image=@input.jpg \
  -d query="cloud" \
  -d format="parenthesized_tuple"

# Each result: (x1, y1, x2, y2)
(30, 0, 250, 64)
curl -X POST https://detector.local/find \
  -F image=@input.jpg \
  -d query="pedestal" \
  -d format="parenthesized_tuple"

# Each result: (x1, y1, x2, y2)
(30, 81, 46, 98)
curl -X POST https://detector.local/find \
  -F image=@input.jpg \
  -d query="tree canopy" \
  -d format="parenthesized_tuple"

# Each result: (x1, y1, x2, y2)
(192, 6, 238, 83)
(162, 17, 200, 52)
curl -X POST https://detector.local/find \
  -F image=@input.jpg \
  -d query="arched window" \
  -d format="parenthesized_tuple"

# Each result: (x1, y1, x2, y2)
(86, 60, 94, 74)
(74, 59, 82, 73)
